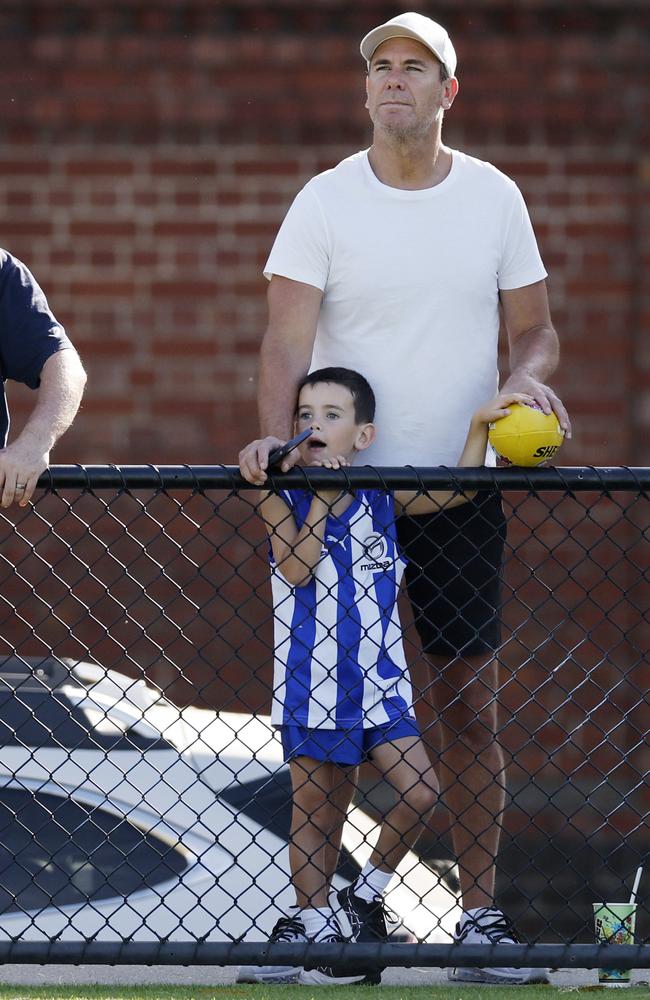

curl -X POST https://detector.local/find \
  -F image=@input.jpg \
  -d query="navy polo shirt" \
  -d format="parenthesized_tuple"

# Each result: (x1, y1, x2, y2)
(0, 250, 72, 447)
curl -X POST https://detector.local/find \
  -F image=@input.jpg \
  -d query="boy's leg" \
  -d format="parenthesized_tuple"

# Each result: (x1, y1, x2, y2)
(366, 736, 438, 873)
(323, 764, 358, 889)
(238, 738, 359, 986)
(289, 755, 357, 909)
(336, 735, 436, 984)
(289, 750, 366, 986)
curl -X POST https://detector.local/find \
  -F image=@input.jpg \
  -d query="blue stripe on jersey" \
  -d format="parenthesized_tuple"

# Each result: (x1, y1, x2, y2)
(330, 532, 364, 728)
(282, 578, 316, 727)
(369, 492, 412, 725)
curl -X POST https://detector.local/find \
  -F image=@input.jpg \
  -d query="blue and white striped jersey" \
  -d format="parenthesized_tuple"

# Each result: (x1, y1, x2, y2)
(270, 488, 415, 730)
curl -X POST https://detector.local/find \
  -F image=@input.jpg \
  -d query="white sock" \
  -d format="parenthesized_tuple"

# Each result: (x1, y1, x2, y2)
(301, 906, 337, 940)
(354, 862, 393, 902)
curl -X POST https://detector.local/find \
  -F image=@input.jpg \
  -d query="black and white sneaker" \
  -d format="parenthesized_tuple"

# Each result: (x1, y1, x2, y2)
(298, 914, 366, 986)
(448, 906, 549, 984)
(337, 885, 389, 985)
(236, 912, 307, 984)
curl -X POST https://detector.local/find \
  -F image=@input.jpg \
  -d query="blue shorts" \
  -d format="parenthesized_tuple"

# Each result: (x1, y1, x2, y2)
(279, 716, 421, 766)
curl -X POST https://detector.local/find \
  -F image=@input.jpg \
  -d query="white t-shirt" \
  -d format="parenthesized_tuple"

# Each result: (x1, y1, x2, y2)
(264, 148, 547, 467)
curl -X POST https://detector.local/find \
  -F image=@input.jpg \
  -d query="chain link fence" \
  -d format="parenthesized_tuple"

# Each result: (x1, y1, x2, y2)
(0, 465, 647, 970)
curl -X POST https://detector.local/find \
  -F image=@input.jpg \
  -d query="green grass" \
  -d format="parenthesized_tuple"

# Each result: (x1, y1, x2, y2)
(0, 987, 649, 1000)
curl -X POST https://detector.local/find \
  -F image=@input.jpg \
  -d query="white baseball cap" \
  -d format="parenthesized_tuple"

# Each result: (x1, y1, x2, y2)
(360, 11, 457, 78)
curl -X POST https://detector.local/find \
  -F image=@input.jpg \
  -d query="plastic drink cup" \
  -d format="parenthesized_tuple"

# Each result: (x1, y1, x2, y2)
(593, 903, 637, 986)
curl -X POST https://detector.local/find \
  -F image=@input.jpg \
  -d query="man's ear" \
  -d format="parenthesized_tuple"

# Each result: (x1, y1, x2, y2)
(354, 422, 376, 452)
(442, 76, 459, 110)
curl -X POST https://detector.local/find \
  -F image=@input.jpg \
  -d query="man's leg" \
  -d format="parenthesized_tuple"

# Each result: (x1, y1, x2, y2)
(396, 494, 508, 909)
(417, 653, 550, 984)
(397, 495, 547, 984)
(417, 650, 506, 910)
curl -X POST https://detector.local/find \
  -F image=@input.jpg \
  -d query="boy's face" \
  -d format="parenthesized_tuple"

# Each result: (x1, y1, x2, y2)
(295, 382, 375, 465)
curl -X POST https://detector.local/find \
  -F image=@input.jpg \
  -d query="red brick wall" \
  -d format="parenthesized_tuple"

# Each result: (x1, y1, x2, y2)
(0, 0, 647, 466)
(0, 2, 647, 721)
(0, 4, 646, 929)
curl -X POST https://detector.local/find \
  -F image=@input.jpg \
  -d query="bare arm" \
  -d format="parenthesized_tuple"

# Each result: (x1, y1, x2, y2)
(394, 392, 534, 517)
(259, 276, 322, 439)
(258, 490, 332, 587)
(0, 348, 87, 508)
(499, 279, 571, 438)
(239, 276, 322, 484)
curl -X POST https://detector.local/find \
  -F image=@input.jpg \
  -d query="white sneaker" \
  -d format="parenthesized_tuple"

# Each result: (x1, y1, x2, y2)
(448, 906, 549, 985)
(298, 915, 367, 986)
(236, 912, 306, 984)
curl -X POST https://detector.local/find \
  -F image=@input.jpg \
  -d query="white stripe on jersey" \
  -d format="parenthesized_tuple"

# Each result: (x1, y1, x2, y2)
(309, 539, 340, 728)
(270, 488, 414, 730)
(348, 504, 406, 728)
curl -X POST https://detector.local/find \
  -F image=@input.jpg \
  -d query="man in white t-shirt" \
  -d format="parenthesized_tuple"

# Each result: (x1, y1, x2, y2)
(239, 11, 570, 985)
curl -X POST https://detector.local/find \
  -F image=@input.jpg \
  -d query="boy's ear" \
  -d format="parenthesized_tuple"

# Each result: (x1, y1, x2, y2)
(354, 422, 376, 452)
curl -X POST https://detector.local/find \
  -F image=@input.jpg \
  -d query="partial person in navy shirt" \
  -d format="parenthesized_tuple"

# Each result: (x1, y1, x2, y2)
(0, 250, 86, 507)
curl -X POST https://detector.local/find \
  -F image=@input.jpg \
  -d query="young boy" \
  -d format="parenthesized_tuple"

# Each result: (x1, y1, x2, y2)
(237, 367, 533, 986)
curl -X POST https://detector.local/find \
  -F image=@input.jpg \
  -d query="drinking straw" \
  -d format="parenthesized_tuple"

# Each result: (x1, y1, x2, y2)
(629, 865, 643, 905)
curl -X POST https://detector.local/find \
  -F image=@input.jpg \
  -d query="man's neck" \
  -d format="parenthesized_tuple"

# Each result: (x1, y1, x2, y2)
(367, 130, 452, 190)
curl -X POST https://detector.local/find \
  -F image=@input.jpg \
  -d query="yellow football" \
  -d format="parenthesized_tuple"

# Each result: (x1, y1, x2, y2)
(488, 402, 565, 467)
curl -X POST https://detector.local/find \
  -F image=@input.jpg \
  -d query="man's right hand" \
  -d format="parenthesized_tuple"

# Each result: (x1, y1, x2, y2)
(0, 440, 50, 508)
(238, 436, 301, 485)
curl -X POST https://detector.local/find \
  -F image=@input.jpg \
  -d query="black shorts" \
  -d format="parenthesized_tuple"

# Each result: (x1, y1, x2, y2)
(396, 493, 506, 658)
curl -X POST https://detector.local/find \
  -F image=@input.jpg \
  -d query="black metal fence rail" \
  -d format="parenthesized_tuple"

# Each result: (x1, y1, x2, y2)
(33, 464, 650, 491)
(0, 465, 646, 971)
(0, 941, 649, 969)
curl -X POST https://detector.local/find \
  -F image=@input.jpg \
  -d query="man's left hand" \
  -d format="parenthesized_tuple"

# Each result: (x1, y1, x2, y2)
(500, 373, 571, 440)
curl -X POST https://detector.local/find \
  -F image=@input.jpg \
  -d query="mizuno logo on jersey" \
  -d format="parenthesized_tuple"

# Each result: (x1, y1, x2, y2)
(360, 559, 392, 571)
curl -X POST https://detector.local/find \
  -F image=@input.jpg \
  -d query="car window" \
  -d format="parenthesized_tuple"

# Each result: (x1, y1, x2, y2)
(0, 787, 189, 913)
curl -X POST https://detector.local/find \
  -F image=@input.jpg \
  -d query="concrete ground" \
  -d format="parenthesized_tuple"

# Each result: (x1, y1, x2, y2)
(0, 966, 648, 988)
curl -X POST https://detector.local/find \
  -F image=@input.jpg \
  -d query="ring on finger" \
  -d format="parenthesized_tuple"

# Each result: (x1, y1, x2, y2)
(15, 483, 26, 490)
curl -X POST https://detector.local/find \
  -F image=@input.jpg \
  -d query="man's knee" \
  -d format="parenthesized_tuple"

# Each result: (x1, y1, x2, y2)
(424, 653, 500, 712)
(442, 710, 499, 755)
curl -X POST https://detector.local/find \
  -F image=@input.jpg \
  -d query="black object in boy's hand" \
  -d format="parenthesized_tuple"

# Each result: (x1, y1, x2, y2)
(267, 429, 312, 467)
